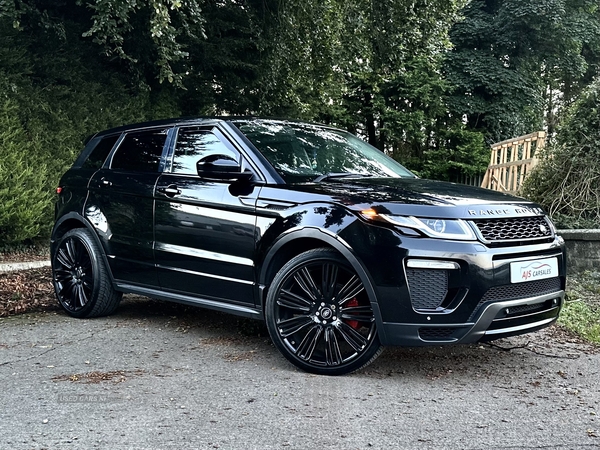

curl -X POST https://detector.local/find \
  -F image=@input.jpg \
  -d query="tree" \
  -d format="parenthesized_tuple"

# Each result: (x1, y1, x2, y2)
(446, 0, 600, 144)
(13, 0, 599, 242)
(522, 78, 600, 228)
(0, 9, 182, 244)
(255, 0, 486, 179)
(4, 0, 205, 87)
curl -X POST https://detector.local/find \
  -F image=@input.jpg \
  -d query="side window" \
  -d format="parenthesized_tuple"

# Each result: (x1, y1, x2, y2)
(82, 135, 119, 170)
(111, 129, 168, 172)
(172, 128, 238, 175)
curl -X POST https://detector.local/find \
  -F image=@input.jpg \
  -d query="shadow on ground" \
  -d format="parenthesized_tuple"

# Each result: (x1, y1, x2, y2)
(109, 294, 595, 382)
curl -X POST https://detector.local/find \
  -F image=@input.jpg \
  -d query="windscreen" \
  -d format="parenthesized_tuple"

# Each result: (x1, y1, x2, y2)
(234, 120, 416, 183)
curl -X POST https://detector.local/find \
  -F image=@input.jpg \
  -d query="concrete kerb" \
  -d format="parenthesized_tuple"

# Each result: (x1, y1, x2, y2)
(0, 260, 51, 274)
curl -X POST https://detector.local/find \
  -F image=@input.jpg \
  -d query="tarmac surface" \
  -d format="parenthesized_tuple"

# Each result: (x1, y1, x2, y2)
(1, 295, 599, 450)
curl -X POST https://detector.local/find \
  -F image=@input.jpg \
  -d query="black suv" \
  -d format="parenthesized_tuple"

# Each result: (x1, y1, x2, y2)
(52, 118, 566, 375)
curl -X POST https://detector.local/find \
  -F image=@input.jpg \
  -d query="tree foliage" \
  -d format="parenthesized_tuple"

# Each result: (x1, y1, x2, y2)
(0, 99, 52, 243)
(5, 0, 205, 86)
(522, 78, 600, 228)
(0, 10, 180, 244)
(0, 0, 599, 243)
(446, 0, 600, 144)
(255, 0, 489, 180)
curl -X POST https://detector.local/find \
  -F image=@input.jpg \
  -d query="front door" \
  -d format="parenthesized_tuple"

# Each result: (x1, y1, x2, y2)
(154, 126, 259, 305)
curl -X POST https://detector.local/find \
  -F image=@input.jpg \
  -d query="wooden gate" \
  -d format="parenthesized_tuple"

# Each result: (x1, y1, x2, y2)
(480, 131, 546, 194)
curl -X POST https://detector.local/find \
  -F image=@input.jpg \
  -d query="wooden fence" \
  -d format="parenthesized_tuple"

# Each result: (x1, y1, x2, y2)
(480, 131, 546, 194)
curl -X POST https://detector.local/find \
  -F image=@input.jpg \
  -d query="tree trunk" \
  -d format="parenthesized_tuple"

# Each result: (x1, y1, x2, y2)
(364, 91, 378, 148)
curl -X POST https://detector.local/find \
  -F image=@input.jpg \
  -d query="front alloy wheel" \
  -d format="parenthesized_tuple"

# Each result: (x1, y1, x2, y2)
(265, 248, 382, 375)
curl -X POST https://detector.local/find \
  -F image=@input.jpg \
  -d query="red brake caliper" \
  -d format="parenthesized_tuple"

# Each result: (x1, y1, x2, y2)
(344, 298, 361, 330)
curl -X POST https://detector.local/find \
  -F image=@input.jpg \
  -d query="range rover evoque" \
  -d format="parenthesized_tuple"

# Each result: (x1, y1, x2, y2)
(51, 118, 566, 375)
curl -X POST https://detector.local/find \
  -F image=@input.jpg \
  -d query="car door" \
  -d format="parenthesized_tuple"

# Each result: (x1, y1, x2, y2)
(154, 125, 260, 305)
(87, 127, 170, 287)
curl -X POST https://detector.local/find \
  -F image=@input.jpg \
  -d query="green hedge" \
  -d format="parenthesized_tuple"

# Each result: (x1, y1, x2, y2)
(0, 18, 181, 246)
(0, 100, 52, 243)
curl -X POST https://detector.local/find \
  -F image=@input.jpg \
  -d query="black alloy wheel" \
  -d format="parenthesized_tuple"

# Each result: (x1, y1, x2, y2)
(52, 228, 122, 318)
(265, 248, 382, 375)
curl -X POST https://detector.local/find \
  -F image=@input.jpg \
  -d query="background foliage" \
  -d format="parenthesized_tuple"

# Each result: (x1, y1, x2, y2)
(0, 0, 599, 244)
(522, 78, 600, 228)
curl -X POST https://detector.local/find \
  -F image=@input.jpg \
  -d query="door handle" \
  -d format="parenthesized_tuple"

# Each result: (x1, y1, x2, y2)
(100, 178, 112, 187)
(157, 185, 181, 197)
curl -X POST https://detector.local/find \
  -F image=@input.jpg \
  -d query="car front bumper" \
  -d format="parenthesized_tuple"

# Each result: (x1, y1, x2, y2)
(377, 290, 564, 346)
(345, 224, 567, 347)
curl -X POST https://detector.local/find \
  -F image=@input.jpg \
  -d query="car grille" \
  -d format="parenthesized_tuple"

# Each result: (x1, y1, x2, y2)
(469, 277, 562, 321)
(406, 269, 448, 310)
(472, 216, 552, 243)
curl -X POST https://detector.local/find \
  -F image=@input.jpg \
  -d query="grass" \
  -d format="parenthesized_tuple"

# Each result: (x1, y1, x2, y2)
(560, 271, 600, 344)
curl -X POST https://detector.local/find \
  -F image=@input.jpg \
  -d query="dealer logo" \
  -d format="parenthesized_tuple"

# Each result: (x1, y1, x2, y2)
(519, 262, 552, 280)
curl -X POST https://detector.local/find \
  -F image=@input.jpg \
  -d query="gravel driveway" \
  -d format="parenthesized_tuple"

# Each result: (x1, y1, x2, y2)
(1, 295, 598, 450)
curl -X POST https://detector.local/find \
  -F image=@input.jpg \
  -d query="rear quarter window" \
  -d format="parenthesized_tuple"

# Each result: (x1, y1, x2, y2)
(81, 135, 120, 170)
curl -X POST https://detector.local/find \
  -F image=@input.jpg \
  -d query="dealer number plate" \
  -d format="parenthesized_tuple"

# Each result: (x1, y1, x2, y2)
(510, 257, 559, 284)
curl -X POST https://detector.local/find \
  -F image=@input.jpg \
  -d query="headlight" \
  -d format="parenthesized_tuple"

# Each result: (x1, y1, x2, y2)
(361, 211, 476, 240)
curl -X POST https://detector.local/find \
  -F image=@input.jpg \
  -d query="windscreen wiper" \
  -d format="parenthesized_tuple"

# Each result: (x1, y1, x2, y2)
(312, 172, 373, 183)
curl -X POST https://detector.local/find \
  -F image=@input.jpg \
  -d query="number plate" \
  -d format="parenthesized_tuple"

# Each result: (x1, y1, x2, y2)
(510, 257, 559, 284)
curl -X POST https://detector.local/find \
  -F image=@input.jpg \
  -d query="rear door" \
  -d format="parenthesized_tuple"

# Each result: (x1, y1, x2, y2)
(154, 125, 260, 305)
(87, 127, 170, 287)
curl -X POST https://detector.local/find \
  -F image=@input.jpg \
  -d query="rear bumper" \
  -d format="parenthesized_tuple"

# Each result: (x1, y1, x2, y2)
(378, 290, 564, 346)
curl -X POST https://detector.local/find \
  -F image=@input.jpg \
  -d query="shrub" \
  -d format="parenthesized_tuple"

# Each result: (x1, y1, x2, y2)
(521, 78, 600, 228)
(0, 16, 183, 245)
(420, 125, 488, 181)
(0, 100, 53, 243)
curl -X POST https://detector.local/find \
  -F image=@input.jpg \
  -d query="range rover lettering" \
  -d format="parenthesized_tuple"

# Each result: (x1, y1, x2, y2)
(51, 118, 566, 375)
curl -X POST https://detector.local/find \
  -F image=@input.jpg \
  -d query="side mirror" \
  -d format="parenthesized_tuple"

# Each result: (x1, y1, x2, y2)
(196, 154, 253, 181)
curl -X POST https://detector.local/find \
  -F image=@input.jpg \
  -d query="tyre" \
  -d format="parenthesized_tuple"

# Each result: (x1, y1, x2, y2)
(52, 228, 122, 318)
(265, 248, 382, 375)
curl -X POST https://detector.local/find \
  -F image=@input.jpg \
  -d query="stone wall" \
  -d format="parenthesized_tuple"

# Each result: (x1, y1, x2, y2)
(558, 229, 600, 274)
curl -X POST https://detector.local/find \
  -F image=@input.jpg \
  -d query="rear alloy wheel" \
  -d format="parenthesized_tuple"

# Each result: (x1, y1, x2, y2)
(52, 228, 122, 318)
(265, 248, 382, 375)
